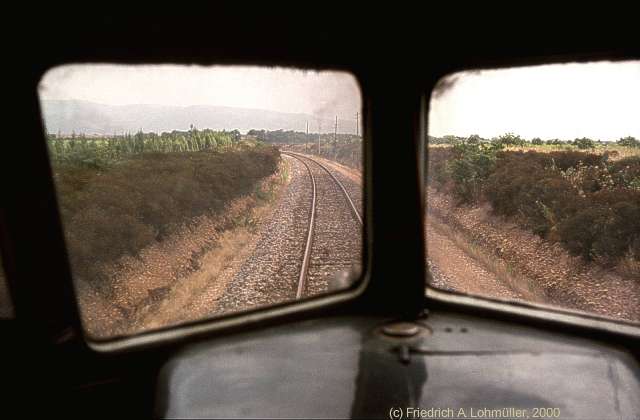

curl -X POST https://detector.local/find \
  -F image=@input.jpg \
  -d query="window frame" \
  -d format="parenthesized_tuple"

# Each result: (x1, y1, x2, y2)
(421, 56, 640, 339)
(3, 38, 637, 354)
(32, 63, 379, 352)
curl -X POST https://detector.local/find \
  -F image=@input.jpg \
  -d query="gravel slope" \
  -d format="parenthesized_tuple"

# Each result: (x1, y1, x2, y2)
(197, 155, 312, 315)
(426, 187, 640, 323)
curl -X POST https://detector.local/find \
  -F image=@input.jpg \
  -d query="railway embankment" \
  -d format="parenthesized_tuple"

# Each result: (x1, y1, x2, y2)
(426, 187, 640, 323)
(70, 145, 284, 337)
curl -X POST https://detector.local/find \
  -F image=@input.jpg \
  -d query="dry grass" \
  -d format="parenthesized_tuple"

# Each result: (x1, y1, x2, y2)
(427, 212, 546, 303)
(506, 144, 640, 160)
(79, 158, 291, 337)
(127, 159, 292, 333)
(428, 143, 640, 160)
(616, 251, 640, 281)
(53, 145, 280, 294)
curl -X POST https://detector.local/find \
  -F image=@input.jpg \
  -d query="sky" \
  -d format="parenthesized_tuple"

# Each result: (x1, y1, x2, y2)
(429, 60, 640, 141)
(38, 64, 362, 120)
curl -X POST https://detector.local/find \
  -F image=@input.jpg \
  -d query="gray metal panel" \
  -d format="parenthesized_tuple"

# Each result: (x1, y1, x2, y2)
(157, 313, 640, 419)
(158, 318, 366, 418)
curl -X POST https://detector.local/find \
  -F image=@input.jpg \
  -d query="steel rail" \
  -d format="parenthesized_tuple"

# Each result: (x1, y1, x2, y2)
(282, 151, 362, 299)
(286, 152, 362, 226)
(281, 152, 317, 299)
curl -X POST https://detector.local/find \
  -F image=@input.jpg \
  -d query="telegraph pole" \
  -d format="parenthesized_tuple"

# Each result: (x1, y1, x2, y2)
(334, 115, 338, 144)
(317, 121, 321, 155)
(355, 112, 359, 137)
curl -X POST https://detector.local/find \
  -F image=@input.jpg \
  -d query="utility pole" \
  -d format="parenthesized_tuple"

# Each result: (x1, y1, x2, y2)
(334, 115, 338, 144)
(355, 112, 359, 137)
(317, 121, 321, 155)
(306, 121, 309, 151)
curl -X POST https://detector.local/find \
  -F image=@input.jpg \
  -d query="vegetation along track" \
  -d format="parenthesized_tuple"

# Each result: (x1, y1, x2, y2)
(282, 152, 362, 298)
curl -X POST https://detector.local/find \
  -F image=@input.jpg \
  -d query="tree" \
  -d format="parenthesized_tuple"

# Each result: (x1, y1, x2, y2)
(617, 136, 640, 148)
(467, 134, 482, 144)
(532, 137, 543, 145)
(493, 132, 525, 147)
(573, 137, 595, 149)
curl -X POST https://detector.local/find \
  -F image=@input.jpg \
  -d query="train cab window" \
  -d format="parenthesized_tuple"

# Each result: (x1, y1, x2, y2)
(37, 64, 363, 339)
(425, 60, 640, 325)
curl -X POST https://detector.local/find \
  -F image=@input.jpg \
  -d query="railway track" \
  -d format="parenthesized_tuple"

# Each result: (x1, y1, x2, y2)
(281, 152, 362, 298)
(177, 152, 363, 318)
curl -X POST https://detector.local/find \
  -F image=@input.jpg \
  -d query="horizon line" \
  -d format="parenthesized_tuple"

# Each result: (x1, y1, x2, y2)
(40, 98, 359, 120)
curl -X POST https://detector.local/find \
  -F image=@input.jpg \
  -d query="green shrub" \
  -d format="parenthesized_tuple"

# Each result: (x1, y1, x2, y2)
(446, 142, 500, 203)
(573, 137, 596, 150)
(491, 132, 526, 147)
(427, 144, 640, 265)
(610, 157, 640, 189)
(426, 147, 456, 190)
(484, 158, 579, 237)
(617, 136, 640, 148)
(558, 189, 640, 261)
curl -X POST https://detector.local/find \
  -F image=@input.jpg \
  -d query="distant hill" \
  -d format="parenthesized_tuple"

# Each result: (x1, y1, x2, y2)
(40, 100, 358, 136)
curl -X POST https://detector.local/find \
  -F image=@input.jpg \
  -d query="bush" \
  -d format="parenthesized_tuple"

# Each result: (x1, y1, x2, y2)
(492, 132, 526, 147)
(558, 189, 640, 261)
(426, 146, 456, 189)
(54, 145, 281, 290)
(445, 142, 500, 203)
(545, 150, 601, 170)
(573, 137, 595, 149)
(617, 136, 640, 148)
(428, 144, 640, 265)
(610, 157, 640, 189)
(484, 158, 578, 237)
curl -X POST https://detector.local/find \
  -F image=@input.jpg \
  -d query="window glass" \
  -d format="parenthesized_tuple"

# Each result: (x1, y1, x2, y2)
(38, 65, 363, 338)
(426, 61, 640, 324)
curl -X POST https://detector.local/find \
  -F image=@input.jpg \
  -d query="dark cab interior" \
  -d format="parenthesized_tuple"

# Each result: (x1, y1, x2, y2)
(2, 10, 638, 418)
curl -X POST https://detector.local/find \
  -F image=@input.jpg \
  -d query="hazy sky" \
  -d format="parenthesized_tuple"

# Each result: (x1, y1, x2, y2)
(429, 60, 640, 141)
(39, 64, 362, 119)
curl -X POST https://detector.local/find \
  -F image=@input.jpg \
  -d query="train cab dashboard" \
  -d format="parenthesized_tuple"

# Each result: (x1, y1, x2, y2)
(158, 311, 640, 418)
(2, 9, 639, 419)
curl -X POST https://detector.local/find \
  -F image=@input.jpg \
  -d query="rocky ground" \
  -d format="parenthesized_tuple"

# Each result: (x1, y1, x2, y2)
(186, 154, 313, 318)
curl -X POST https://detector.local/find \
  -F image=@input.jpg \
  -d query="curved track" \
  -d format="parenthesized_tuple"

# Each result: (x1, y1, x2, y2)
(281, 152, 362, 298)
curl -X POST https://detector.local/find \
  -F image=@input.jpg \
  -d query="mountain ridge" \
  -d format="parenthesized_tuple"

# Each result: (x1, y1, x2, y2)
(40, 99, 358, 135)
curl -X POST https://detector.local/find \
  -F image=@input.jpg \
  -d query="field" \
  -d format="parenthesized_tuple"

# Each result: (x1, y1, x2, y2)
(49, 130, 280, 298)
(427, 139, 640, 279)
(20, 129, 640, 330)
